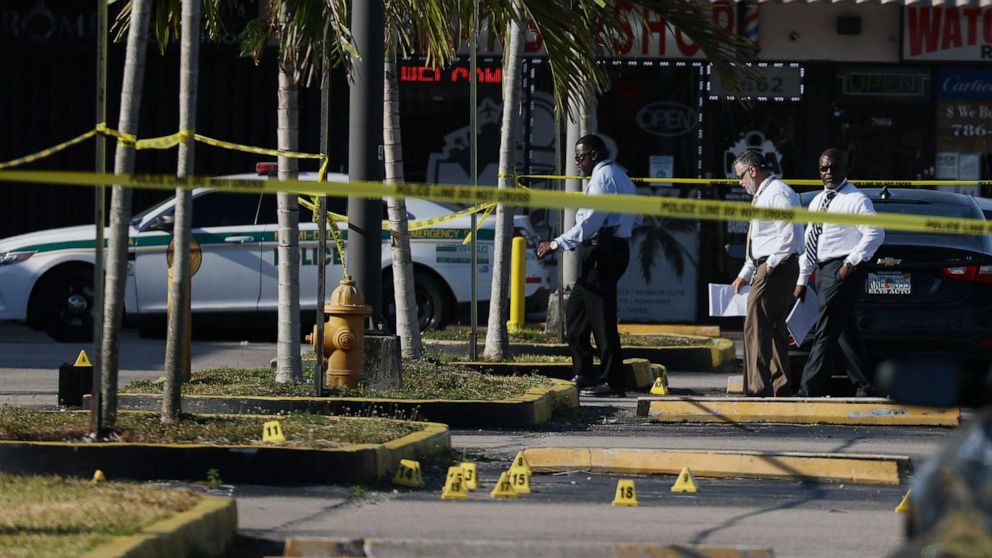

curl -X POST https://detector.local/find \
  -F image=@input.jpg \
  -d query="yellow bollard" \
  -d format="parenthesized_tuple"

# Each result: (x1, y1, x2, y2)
(507, 236, 526, 333)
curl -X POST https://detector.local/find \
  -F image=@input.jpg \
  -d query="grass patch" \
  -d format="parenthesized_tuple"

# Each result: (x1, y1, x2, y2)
(424, 326, 714, 348)
(120, 354, 556, 401)
(0, 409, 420, 449)
(0, 472, 201, 558)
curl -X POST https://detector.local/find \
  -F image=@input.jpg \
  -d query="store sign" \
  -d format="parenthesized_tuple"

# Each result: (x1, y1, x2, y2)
(708, 65, 802, 101)
(467, 0, 737, 60)
(936, 69, 992, 155)
(839, 71, 930, 100)
(903, 6, 992, 61)
(636, 103, 697, 137)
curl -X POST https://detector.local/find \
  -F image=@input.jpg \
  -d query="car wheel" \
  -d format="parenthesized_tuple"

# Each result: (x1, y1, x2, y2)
(35, 266, 94, 342)
(382, 270, 449, 333)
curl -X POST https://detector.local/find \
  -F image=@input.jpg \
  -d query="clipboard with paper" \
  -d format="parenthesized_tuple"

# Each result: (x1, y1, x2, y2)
(787, 288, 818, 346)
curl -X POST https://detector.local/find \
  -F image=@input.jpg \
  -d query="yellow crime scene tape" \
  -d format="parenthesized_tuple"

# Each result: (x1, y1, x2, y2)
(515, 173, 992, 188)
(4, 169, 992, 237)
(297, 196, 349, 277)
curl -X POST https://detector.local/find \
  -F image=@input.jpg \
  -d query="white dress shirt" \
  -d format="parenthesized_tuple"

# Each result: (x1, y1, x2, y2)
(737, 174, 803, 282)
(554, 159, 640, 251)
(797, 181, 885, 286)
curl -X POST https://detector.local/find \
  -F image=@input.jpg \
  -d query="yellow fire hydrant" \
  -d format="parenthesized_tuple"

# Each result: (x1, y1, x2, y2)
(307, 277, 371, 387)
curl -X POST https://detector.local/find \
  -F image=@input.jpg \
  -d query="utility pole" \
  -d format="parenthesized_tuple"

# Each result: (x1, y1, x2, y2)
(347, 0, 385, 327)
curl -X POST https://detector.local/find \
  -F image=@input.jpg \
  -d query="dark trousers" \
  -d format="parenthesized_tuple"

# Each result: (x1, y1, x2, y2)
(566, 238, 630, 390)
(799, 259, 873, 396)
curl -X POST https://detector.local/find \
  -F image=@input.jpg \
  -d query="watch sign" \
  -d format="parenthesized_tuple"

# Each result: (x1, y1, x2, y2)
(903, 6, 992, 61)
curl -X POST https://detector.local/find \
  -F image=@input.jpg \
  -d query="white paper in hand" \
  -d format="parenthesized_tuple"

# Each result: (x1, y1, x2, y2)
(787, 288, 819, 346)
(708, 283, 750, 317)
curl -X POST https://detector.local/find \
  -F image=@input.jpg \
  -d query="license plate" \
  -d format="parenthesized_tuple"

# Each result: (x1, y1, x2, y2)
(867, 272, 911, 295)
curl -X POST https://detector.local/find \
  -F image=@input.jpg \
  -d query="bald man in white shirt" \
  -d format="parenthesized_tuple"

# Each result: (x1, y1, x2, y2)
(731, 150, 803, 397)
(794, 148, 884, 397)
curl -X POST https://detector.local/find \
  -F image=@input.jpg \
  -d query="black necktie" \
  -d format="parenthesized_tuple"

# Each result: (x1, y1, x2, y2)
(804, 190, 838, 269)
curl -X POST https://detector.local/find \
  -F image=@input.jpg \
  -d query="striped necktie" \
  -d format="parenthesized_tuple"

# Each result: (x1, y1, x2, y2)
(804, 190, 838, 269)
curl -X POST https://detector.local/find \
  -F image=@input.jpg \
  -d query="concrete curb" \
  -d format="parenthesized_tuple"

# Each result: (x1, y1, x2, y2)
(457, 359, 656, 391)
(618, 324, 723, 338)
(425, 338, 732, 372)
(523, 447, 911, 485)
(107, 380, 578, 429)
(83, 496, 236, 558)
(636, 396, 960, 426)
(0, 417, 450, 484)
(283, 537, 772, 557)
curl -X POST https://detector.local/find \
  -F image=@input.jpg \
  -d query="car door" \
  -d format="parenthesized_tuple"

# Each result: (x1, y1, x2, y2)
(257, 195, 348, 313)
(132, 191, 265, 316)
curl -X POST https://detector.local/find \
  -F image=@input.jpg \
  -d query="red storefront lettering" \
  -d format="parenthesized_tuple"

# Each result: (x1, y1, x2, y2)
(941, 8, 963, 50)
(907, 7, 942, 56)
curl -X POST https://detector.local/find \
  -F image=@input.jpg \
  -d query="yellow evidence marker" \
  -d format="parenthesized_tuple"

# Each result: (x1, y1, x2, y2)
(460, 462, 478, 490)
(612, 479, 639, 507)
(895, 490, 911, 513)
(490, 472, 518, 499)
(441, 466, 469, 500)
(91, 470, 106, 483)
(261, 420, 285, 443)
(508, 468, 531, 494)
(392, 459, 425, 488)
(510, 450, 532, 475)
(649, 376, 669, 395)
(671, 467, 698, 493)
(74, 350, 92, 367)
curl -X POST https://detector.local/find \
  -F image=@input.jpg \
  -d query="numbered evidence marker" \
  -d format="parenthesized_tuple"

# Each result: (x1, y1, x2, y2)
(490, 472, 518, 499)
(441, 466, 469, 500)
(895, 490, 911, 513)
(460, 462, 478, 490)
(507, 468, 531, 494)
(510, 450, 532, 476)
(612, 479, 639, 507)
(261, 420, 286, 443)
(671, 466, 698, 493)
(649, 376, 669, 395)
(392, 459, 425, 488)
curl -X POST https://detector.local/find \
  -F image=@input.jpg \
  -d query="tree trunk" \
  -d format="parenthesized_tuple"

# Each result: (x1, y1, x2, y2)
(275, 63, 302, 383)
(162, 0, 200, 423)
(383, 29, 422, 359)
(562, 91, 596, 290)
(100, 0, 152, 427)
(483, 4, 525, 361)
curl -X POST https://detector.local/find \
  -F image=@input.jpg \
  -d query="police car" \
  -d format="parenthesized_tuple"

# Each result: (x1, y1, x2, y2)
(0, 170, 553, 341)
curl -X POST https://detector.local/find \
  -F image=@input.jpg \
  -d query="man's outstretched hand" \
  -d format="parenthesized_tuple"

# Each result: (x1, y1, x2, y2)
(537, 241, 555, 258)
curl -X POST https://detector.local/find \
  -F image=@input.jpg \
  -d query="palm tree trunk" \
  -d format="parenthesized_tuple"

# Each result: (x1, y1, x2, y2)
(275, 63, 302, 383)
(100, 0, 152, 427)
(483, 3, 525, 361)
(562, 90, 596, 290)
(162, 0, 200, 423)
(383, 29, 422, 359)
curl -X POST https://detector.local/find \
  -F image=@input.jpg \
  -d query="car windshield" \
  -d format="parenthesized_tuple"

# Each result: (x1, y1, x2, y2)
(874, 201, 975, 219)
(130, 197, 175, 226)
(874, 200, 988, 253)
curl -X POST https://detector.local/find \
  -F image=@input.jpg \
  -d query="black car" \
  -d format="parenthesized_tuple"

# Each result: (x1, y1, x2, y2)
(791, 188, 992, 390)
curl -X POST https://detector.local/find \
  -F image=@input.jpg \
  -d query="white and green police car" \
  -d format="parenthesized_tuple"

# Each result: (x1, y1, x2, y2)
(0, 171, 553, 341)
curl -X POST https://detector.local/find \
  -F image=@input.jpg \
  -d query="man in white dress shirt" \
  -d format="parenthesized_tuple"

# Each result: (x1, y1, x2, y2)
(731, 150, 803, 397)
(794, 148, 885, 397)
(537, 134, 639, 398)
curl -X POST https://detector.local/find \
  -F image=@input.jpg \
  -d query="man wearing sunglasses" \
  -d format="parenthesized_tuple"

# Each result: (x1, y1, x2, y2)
(793, 148, 884, 397)
(537, 134, 639, 398)
(731, 150, 803, 397)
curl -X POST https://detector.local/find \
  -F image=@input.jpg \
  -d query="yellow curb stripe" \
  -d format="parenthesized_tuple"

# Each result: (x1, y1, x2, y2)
(82, 496, 237, 558)
(619, 324, 722, 337)
(523, 448, 907, 485)
(640, 397, 960, 426)
(710, 338, 736, 369)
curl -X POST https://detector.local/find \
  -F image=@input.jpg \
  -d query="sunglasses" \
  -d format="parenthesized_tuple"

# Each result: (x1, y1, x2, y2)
(820, 165, 840, 172)
(574, 152, 593, 164)
(736, 166, 753, 180)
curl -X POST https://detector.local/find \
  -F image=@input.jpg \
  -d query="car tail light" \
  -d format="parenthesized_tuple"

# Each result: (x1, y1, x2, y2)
(256, 162, 278, 175)
(942, 265, 978, 282)
(809, 271, 816, 282)
(526, 277, 541, 284)
(979, 339, 992, 350)
(977, 265, 992, 284)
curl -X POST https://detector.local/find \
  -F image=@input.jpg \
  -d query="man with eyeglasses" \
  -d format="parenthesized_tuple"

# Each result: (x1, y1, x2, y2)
(731, 150, 803, 397)
(537, 134, 639, 398)
(793, 148, 884, 397)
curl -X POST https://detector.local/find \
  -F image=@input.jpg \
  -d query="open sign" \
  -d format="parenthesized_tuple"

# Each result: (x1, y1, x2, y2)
(635, 102, 697, 137)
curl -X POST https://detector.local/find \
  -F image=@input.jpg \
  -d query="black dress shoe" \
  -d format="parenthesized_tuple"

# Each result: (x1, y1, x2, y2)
(571, 375, 595, 390)
(580, 384, 626, 398)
